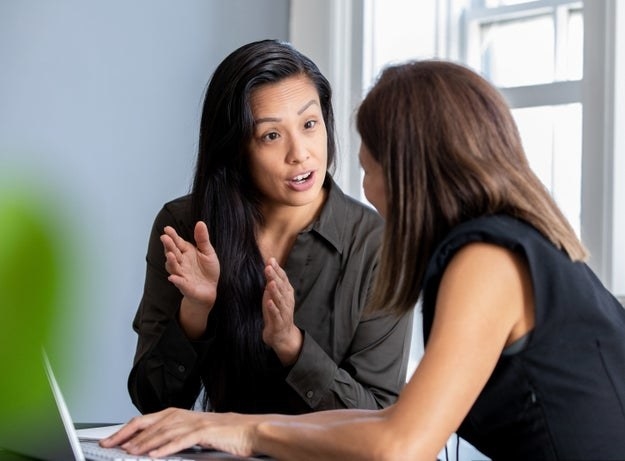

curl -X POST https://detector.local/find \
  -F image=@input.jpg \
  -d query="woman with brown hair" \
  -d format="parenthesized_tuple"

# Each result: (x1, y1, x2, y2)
(104, 60, 625, 461)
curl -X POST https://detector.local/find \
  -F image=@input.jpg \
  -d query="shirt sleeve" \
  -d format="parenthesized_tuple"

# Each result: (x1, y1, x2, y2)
(286, 309, 413, 410)
(127, 201, 212, 414)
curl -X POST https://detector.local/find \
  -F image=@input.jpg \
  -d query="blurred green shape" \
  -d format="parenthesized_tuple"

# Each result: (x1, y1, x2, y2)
(0, 186, 69, 425)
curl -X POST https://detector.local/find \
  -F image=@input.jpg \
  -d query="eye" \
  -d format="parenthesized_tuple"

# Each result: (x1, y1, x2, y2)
(261, 131, 280, 142)
(304, 119, 317, 130)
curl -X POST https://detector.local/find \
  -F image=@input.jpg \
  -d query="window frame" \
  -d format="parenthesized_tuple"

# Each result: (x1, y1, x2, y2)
(289, 0, 624, 295)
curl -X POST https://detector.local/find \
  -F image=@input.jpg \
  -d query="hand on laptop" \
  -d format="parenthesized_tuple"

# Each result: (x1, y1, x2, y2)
(99, 408, 260, 458)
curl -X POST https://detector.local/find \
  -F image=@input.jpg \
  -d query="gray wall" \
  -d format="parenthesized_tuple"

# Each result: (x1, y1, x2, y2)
(0, 0, 289, 422)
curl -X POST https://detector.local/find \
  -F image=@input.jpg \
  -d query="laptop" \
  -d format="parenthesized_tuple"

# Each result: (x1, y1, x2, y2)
(0, 351, 265, 460)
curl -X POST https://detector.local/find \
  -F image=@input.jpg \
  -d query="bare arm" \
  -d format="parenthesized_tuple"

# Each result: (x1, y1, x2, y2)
(254, 243, 535, 460)
(109, 243, 534, 460)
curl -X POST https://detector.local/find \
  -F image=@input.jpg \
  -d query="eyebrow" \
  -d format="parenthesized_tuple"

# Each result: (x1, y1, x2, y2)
(297, 99, 318, 115)
(254, 99, 319, 125)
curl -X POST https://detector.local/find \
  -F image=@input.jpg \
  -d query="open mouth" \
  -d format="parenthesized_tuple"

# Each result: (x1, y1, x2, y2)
(291, 171, 313, 184)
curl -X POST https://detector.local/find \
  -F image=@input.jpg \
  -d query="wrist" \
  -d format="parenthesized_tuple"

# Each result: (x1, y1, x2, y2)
(273, 327, 303, 366)
(178, 297, 212, 339)
(182, 296, 212, 311)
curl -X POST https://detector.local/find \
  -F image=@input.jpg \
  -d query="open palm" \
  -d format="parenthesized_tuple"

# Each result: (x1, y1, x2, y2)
(160, 221, 220, 307)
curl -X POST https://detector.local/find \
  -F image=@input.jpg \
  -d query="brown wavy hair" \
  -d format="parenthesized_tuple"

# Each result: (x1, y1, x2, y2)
(356, 60, 588, 315)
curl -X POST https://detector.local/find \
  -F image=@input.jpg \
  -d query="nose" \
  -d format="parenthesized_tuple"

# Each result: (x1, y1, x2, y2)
(286, 134, 310, 164)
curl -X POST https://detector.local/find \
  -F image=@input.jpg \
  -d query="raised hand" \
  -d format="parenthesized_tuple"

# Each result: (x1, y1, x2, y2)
(261, 257, 303, 366)
(161, 221, 220, 310)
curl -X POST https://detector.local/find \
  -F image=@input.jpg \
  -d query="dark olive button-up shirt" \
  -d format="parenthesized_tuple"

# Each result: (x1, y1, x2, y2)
(128, 180, 413, 414)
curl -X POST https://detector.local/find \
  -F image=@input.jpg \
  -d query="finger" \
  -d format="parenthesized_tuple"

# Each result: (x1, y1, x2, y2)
(121, 411, 184, 454)
(100, 413, 158, 447)
(148, 431, 207, 459)
(267, 272, 295, 312)
(123, 427, 175, 456)
(265, 261, 294, 300)
(193, 221, 213, 255)
(263, 279, 286, 312)
(264, 264, 276, 285)
(167, 274, 188, 291)
(267, 257, 288, 282)
(163, 226, 190, 252)
(160, 234, 183, 262)
(164, 250, 182, 275)
(264, 298, 284, 324)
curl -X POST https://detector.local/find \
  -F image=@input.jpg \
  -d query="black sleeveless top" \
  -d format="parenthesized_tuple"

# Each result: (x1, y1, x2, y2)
(421, 215, 625, 461)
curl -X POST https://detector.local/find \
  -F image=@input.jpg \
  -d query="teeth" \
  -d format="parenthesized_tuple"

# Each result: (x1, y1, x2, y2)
(293, 172, 311, 182)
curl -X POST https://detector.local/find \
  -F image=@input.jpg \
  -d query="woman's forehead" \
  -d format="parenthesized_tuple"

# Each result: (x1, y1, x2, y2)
(250, 76, 320, 116)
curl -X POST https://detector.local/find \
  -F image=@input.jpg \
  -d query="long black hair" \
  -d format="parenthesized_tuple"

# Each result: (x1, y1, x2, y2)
(191, 39, 336, 411)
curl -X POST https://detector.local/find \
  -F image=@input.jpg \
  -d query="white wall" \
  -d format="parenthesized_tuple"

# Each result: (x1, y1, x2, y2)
(0, 0, 289, 422)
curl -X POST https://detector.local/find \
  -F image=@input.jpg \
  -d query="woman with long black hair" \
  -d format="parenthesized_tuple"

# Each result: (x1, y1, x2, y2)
(127, 39, 413, 416)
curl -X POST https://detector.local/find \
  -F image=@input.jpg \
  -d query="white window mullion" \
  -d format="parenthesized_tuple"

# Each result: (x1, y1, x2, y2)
(613, 0, 625, 296)
(581, 0, 615, 289)
(500, 81, 581, 108)
(554, 6, 568, 80)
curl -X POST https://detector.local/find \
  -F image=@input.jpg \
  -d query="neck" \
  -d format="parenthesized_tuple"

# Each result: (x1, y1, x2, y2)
(257, 188, 327, 265)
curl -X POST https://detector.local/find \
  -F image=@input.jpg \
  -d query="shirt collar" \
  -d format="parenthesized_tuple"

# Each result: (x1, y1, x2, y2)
(306, 177, 349, 255)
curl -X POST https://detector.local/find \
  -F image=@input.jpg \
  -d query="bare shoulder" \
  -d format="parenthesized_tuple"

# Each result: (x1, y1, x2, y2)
(438, 241, 534, 345)
(442, 241, 528, 287)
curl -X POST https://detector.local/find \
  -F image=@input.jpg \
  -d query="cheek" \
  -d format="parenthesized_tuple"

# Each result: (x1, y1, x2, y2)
(248, 151, 274, 178)
(362, 176, 372, 200)
(371, 180, 387, 216)
(363, 177, 381, 210)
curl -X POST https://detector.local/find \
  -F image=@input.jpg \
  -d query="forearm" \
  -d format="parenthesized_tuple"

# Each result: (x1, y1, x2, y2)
(253, 412, 392, 461)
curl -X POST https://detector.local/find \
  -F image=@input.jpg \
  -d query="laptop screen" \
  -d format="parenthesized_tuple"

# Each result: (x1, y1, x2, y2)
(0, 351, 81, 461)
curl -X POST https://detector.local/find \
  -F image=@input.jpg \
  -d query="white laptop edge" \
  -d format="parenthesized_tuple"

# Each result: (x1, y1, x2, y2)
(42, 350, 86, 461)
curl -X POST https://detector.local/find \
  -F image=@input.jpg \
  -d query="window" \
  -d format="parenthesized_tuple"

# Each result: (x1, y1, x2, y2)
(291, 1, 624, 457)
(463, 0, 584, 236)
(364, 0, 585, 236)
(291, 0, 622, 295)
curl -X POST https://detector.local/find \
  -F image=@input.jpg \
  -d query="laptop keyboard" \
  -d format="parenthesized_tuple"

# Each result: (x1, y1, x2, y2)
(81, 441, 188, 461)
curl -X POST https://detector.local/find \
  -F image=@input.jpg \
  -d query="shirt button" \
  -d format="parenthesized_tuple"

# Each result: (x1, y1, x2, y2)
(306, 390, 314, 399)
(177, 364, 186, 373)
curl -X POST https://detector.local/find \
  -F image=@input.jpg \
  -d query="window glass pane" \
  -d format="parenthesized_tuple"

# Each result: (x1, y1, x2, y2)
(481, 15, 554, 86)
(366, 0, 436, 91)
(566, 10, 584, 79)
(512, 104, 582, 235)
